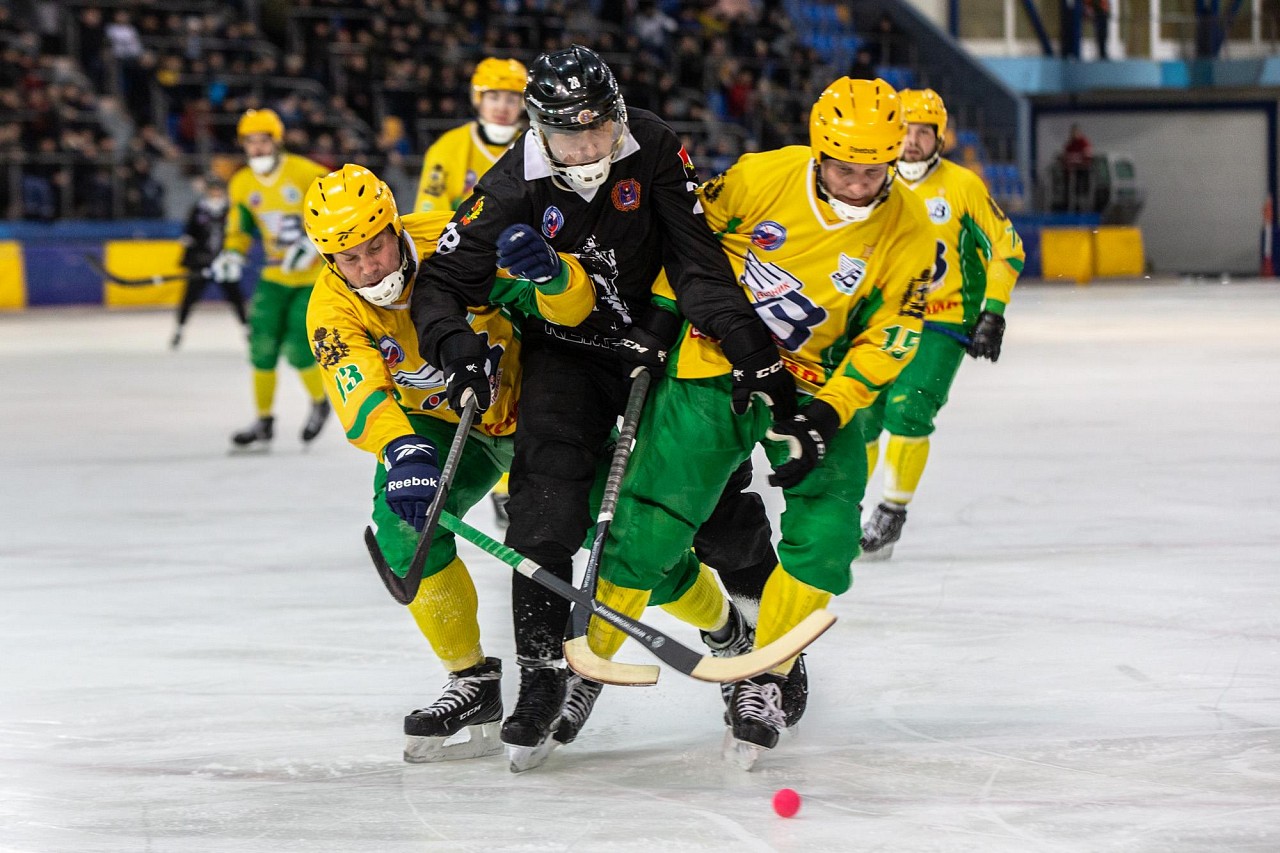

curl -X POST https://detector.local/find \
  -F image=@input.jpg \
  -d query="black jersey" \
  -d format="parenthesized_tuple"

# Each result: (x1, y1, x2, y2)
(411, 108, 760, 362)
(182, 199, 227, 271)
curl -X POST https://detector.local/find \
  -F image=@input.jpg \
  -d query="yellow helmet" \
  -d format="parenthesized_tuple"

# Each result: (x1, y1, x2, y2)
(304, 163, 401, 255)
(900, 88, 948, 143)
(237, 108, 284, 142)
(809, 77, 905, 165)
(472, 57, 528, 105)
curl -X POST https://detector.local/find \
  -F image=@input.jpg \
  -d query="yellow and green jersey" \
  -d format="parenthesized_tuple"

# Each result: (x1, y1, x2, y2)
(898, 158, 1024, 326)
(661, 146, 935, 427)
(224, 153, 329, 287)
(305, 211, 594, 458)
(414, 122, 510, 213)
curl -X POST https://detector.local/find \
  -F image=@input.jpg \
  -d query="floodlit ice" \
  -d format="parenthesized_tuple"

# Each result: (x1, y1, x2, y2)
(2, 282, 1279, 852)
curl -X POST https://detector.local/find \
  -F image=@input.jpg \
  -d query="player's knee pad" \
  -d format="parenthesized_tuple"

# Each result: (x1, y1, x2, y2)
(883, 386, 943, 438)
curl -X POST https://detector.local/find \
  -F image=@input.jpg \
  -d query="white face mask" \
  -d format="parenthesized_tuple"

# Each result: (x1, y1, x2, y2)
(896, 159, 931, 182)
(826, 195, 880, 222)
(559, 154, 613, 192)
(248, 154, 279, 176)
(479, 120, 519, 145)
(356, 260, 407, 307)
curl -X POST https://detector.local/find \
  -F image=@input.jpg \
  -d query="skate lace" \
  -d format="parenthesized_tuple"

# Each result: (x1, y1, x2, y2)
(415, 672, 491, 716)
(560, 678, 602, 725)
(704, 608, 754, 657)
(735, 681, 785, 729)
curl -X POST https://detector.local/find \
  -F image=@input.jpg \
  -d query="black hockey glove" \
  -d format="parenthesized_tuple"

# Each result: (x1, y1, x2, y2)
(496, 223, 561, 284)
(615, 307, 680, 379)
(720, 327, 797, 421)
(383, 434, 441, 532)
(439, 331, 493, 413)
(967, 311, 1006, 362)
(765, 399, 841, 489)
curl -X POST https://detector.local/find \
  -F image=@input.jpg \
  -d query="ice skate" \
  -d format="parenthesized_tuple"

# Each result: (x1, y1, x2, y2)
(860, 502, 907, 561)
(490, 490, 511, 528)
(170, 326, 184, 350)
(300, 399, 330, 443)
(780, 653, 808, 730)
(702, 602, 753, 706)
(403, 657, 503, 763)
(230, 415, 273, 451)
(722, 673, 786, 771)
(553, 674, 603, 745)
(501, 659, 567, 772)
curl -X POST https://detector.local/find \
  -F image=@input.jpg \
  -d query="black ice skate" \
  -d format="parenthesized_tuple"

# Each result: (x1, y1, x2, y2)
(490, 490, 511, 528)
(230, 415, 273, 451)
(780, 653, 809, 729)
(553, 674, 603, 745)
(722, 673, 786, 771)
(403, 657, 503, 763)
(501, 659, 567, 773)
(170, 325, 184, 350)
(300, 399, 330, 443)
(702, 602, 753, 706)
(861, 502, 908, 561)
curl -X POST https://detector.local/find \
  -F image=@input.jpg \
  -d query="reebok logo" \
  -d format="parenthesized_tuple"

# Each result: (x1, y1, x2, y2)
(388, 476, 439, 490)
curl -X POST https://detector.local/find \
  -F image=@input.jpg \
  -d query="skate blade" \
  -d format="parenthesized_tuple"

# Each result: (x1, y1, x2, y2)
(505, 736, 559, 773)
(721, 728, 768, 771)
(404, 721, 502, 763)
(228, 444, 271, 455)
(859, 542, 895, 562)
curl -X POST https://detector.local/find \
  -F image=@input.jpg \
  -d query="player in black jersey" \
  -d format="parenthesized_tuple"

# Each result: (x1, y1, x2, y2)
(411, 46, 795, 770)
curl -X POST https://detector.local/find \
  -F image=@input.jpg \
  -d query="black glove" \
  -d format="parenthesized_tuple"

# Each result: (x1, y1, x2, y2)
(967, 311, 1006, 362)
(383, 434, 441, 531)
(496, 223, 561, 284)
(719, 326, 797, 421)
(615, 307, 680, 378)
(765, 399, 841, 489)
(438, 331, 493, 413)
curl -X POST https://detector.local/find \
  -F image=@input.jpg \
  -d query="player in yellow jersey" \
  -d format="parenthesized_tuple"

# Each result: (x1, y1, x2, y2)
(582, 78, 936, 767)
(414, 56, 527, 525)
(860, 89, 1025, 560)
(213, 108, 332, 449)
(303, 164, 594, 763)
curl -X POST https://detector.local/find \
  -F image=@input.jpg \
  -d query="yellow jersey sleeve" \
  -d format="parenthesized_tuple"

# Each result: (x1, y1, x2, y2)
(414, 124, 505, 213)
(960, 171, 1023, 311)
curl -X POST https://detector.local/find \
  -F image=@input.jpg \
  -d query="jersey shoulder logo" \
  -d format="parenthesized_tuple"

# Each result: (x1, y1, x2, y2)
(312, 326, 350, 368)
(463, 169, 478, 194)
(926, 197, 951, 224)
(424, 165, 446, 197)
(378, 335, 405, 369)
(677, 145, 697, 173)
(542, 205, 564, 238)
(750, 220, 787, 251)
(611, 179, 642, 212)
(248, 191, 263, 208)
(460, 196, 485, 226)
(283, 185, 301, 204)
(830, 253, 867, 295)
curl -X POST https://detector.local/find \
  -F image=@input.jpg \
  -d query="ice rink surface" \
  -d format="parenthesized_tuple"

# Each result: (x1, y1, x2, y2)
(2, 281, 1278, 852)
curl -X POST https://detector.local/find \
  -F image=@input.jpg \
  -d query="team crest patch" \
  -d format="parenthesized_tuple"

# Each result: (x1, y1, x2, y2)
(702, 173, 725, 202)
(312, 327, 350, 367)
(677, 145, 696, 173)
(283, 185, 301, 204)
(926, 197, 951, 224)
(575, 108, 598, 125)
(424, 165, 446, 197)
(460, 196, 485, 226)
(611, 179, 641, 212)
(751, 220, 787, 251)
(830, 253, 867, 295)
(463, 170, 478, 194)
(542, 205, 564, 238)
(248, 191, 263, 208)
(378, 335, 405, 369)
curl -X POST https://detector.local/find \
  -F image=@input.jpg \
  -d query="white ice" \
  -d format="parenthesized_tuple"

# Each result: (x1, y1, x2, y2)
(2, 282, 1279, 852)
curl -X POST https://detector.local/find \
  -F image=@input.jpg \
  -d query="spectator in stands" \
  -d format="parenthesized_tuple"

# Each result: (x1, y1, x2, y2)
(1085, 0, 1111, 59)
(849, 48, 877, 80)
(635, 1, 678, 63)
(1060, 123, 1094, 212)
(1062, 123, 1092, 167)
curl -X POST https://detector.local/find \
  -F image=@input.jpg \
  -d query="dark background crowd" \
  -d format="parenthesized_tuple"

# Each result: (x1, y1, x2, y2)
(1, 0, 919, 221)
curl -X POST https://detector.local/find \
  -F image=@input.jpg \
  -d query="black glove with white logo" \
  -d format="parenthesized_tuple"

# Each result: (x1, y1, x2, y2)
(439, 331, 493, 413)
(765, 399, 841, 489)
(967, 311, 1006, 362)
(615, 307, 680, 379)
(496, 223, 561, 284)
(719, 326, 797, 421)
(383, 434, 441, 531)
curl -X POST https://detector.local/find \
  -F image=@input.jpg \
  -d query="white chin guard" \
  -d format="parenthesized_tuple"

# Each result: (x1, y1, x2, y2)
(480, 120, 519, 145)
(827, 195, 880, 222)
(248, 154, 279, 176)
(357, 265, 407, 307)
(897, 159, 930, 182)
(558, 155, 613, 192)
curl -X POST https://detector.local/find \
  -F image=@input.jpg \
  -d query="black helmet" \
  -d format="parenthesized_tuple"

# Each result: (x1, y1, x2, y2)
(525, 45, 624, 130)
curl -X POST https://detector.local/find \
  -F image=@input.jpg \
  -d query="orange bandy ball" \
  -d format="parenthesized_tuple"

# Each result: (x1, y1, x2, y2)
(772, 787, 801, 818)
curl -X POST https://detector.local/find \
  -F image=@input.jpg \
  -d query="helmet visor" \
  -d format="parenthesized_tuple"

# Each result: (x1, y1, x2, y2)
(537, 119, 623, 168)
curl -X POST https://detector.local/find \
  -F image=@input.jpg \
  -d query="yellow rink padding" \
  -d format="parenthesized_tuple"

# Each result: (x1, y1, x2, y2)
(1092, 226, 1145, 278)
(1040, 228, 1095, 283)
(0, 241, 26, 310)
(103, 240, 186, 308)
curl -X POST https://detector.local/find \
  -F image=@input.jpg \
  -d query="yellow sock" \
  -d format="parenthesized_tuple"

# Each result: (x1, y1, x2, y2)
(253, 369, 277, 417)
(756, 566, 832, 676)
(407, 556, 483, 672)
(865, 439, 880, 481)
(659, 563, 729, 631)
(586, 578, 650, 660)
(298, 364, 326, 404)
(884, 435, 930, 504)
(492, 472, 510, 496)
